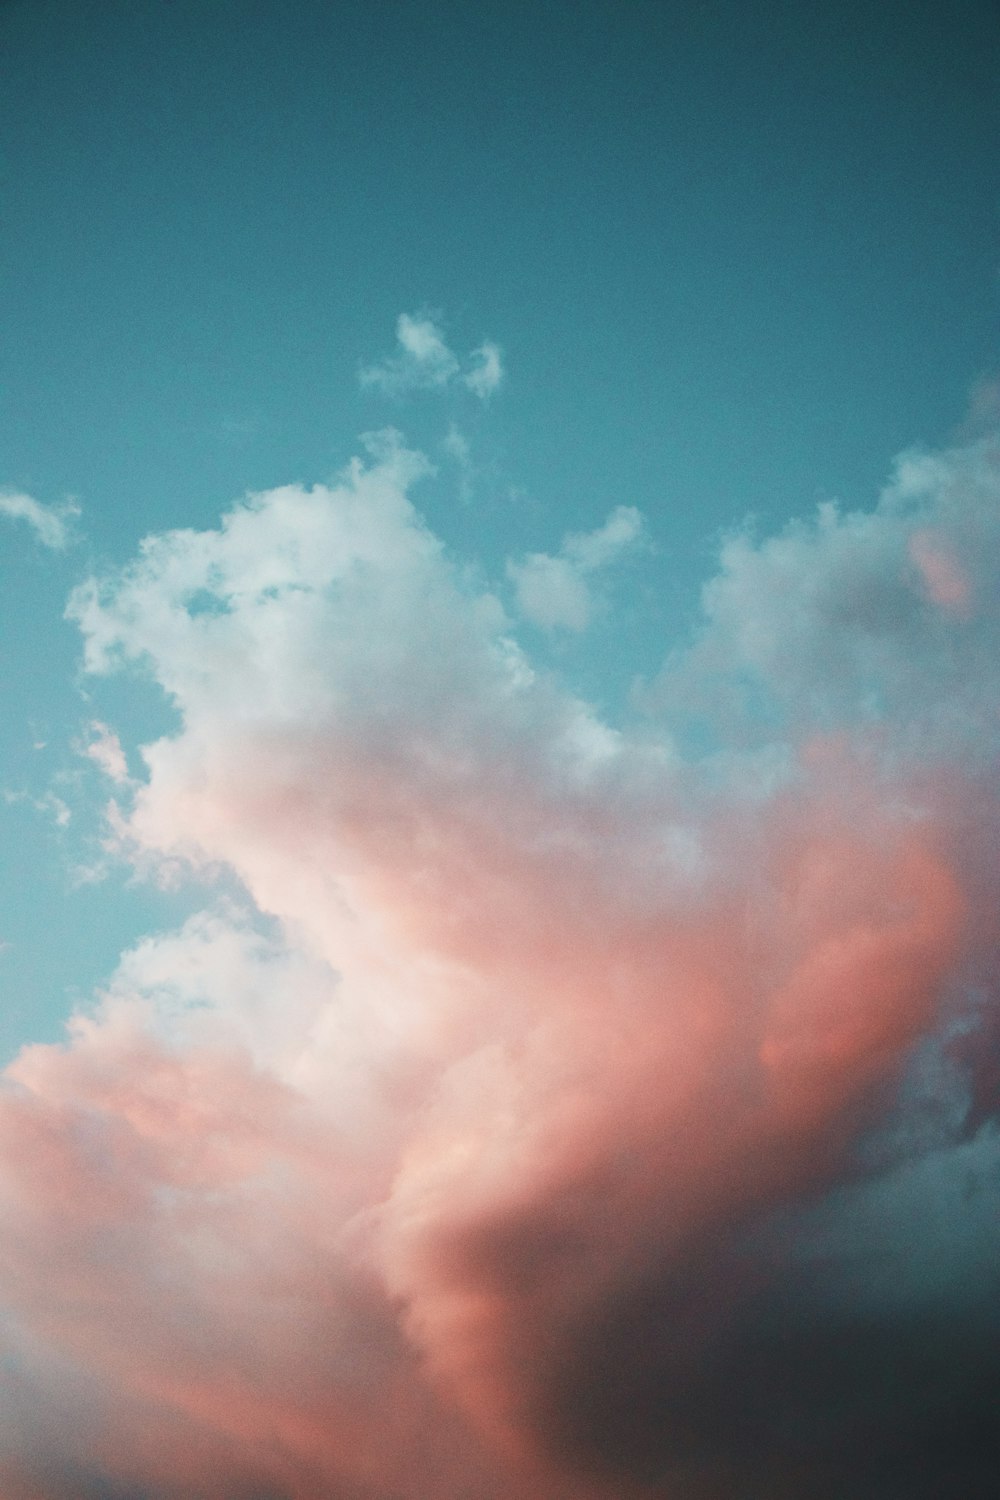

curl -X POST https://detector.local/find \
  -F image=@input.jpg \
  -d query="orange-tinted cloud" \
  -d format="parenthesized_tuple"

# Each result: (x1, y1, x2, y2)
(1, 432, 998, 1497)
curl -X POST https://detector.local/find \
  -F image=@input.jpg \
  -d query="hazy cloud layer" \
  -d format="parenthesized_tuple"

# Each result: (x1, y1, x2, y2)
(0, 431, 998, 1497)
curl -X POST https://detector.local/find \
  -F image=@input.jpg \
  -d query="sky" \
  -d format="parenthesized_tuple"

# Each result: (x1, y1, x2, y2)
(0, 0, 998, 1496)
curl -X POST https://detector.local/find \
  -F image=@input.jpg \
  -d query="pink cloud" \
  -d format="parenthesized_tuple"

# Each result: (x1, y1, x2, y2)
(908, 527, 972, 614)
(0, 430, 997, 1496)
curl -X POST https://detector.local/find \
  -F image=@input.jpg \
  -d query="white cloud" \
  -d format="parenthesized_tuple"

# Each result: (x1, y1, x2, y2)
(3, 787, 71, 826)
(641, 439, 1000, 760)
(82, 721, 131, 784)
(443, 423, 471, 467)
(564, 504, 644, 569)
(0, 491, 80, 550)
(463, 340, 503, 399)
(361, 313, 504, 401)
(443, 422, 475, 502)
(507, 503, 644, 631)
(505, 551, 593, 632)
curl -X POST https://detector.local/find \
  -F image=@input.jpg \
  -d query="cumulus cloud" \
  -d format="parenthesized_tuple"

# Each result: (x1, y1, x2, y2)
(641, 443, 1000, 765)
(0, 492, 80, 550)
(361, 313, 504, 401)
(0, 427, 998, 1497)
(507, 504, 644, 630)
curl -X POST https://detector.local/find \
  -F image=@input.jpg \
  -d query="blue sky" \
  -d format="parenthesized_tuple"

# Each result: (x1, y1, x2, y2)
(1, 5, 999, 1496)
(3, 0, 996, 1058)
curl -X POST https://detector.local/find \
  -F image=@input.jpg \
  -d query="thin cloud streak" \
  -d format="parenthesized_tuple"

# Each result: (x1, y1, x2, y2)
(0, 492, 80, 550)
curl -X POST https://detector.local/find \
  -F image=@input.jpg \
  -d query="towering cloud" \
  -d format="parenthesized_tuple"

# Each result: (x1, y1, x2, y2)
(1, 428, 997, 1498)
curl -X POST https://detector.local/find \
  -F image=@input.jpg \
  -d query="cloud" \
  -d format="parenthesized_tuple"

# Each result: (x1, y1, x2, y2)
(0, 492, 80, 550)
(641, 442, 1000, 761)
(442, 423, 475, 503)
(81, 722, 131, 784)
(0, 427, 998, 1496)
(361, 313, 504, 401)
(463, 341, 503, 399)
(4, 787, 72, 827)
(507, 504, 644, 630)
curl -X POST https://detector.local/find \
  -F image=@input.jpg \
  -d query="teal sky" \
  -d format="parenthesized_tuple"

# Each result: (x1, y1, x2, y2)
(1, 0, 998, 1056)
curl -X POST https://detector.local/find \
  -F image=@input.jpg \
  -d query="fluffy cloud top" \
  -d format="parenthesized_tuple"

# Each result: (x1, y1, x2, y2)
(0, 491, 80, 550)
(0, 428, 998, 1498)
(361, 313, 504, 400)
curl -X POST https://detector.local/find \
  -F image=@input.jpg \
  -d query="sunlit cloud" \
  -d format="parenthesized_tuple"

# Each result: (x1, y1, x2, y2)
(0, 423, 997, 1498)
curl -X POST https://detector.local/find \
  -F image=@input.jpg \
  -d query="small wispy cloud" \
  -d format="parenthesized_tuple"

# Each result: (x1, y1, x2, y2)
(507, 504, 645, 631)
(463, 340, 503, 399)
(3, 787, 71, 827)
(361, 313, 504, 401)
(0, 491, 81, 550)
(442, 422, 476, 503)
(81, 721, 131, 785)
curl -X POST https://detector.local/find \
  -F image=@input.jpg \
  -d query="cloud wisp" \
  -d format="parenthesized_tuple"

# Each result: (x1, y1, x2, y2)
(507, 504, 644, 631)
(361, 313, 504, 401)
(0, 491, 80, 550)
(80, 722, 131, 785)
(0, 429, 998, 1498)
